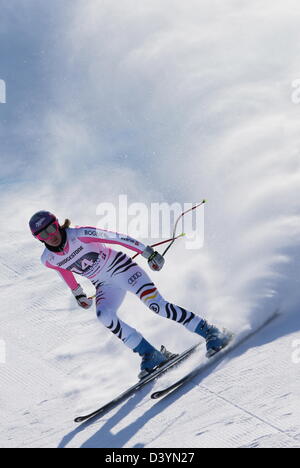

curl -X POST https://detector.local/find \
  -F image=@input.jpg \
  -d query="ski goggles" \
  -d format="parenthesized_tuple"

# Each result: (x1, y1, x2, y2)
(35, 220, 60, 241)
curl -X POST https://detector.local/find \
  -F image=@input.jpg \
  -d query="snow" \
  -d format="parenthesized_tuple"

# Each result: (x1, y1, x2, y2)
(0, 230, 299, 448)
(1, 0, 300, 449)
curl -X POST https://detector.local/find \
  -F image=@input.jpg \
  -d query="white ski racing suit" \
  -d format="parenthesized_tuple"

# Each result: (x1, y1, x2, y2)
(42, 226, 204, 350)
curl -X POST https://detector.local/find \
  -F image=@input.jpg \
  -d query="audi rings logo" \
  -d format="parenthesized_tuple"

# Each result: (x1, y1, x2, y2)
(128, 271, 142, 285)
(149, 303, 160, 314)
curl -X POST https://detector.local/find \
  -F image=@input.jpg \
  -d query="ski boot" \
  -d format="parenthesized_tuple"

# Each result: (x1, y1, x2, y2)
(134, 338, 177, 379)
(195, 320, 233, 358)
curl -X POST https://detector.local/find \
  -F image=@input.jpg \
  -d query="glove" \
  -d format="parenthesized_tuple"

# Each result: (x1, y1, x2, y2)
(142, 246, 165, 272)
(72, 285, 93, 309)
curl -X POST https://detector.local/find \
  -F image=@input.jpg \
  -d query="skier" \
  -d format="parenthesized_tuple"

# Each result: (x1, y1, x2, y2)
(29, 210, 231, 378)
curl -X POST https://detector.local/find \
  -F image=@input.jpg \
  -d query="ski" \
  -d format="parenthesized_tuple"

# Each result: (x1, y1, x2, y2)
(151, 311, 280, 400)
(74, 341, 201, 424)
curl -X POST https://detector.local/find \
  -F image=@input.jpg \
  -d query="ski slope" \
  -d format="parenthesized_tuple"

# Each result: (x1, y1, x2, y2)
(0, 229, 299, 448)
(1, 0, 300, 448)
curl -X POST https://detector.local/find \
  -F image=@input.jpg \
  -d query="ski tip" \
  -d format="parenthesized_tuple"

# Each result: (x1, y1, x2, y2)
(151, 391, 162, 400)
(74, 417, 85, 424)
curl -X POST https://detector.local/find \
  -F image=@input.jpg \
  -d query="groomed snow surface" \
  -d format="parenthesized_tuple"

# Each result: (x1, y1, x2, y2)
(0, 231, 299, 448)
(1, 0, 300, 449)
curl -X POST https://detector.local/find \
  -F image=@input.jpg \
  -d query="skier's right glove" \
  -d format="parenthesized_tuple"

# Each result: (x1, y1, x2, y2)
(72, 285, 93, 309)
(142, 246, 165, 271)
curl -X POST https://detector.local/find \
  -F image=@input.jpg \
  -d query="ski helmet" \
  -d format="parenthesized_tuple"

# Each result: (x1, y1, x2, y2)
(29, 210, 58, 237)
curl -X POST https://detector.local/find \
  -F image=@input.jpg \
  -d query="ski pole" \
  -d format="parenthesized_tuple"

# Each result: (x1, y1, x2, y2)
(131, 232, 186, 260)
(88, 235, 186, 299)
(132, 199, 206, 260)
(88, 234, 187, 300)
(161, 199, 206, 257)
(89, 200, 206, 300)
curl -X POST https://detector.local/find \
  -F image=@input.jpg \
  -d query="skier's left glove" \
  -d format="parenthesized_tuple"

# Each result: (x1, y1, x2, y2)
(72, 285, 93, 309)
(142, 246, 165, 271)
